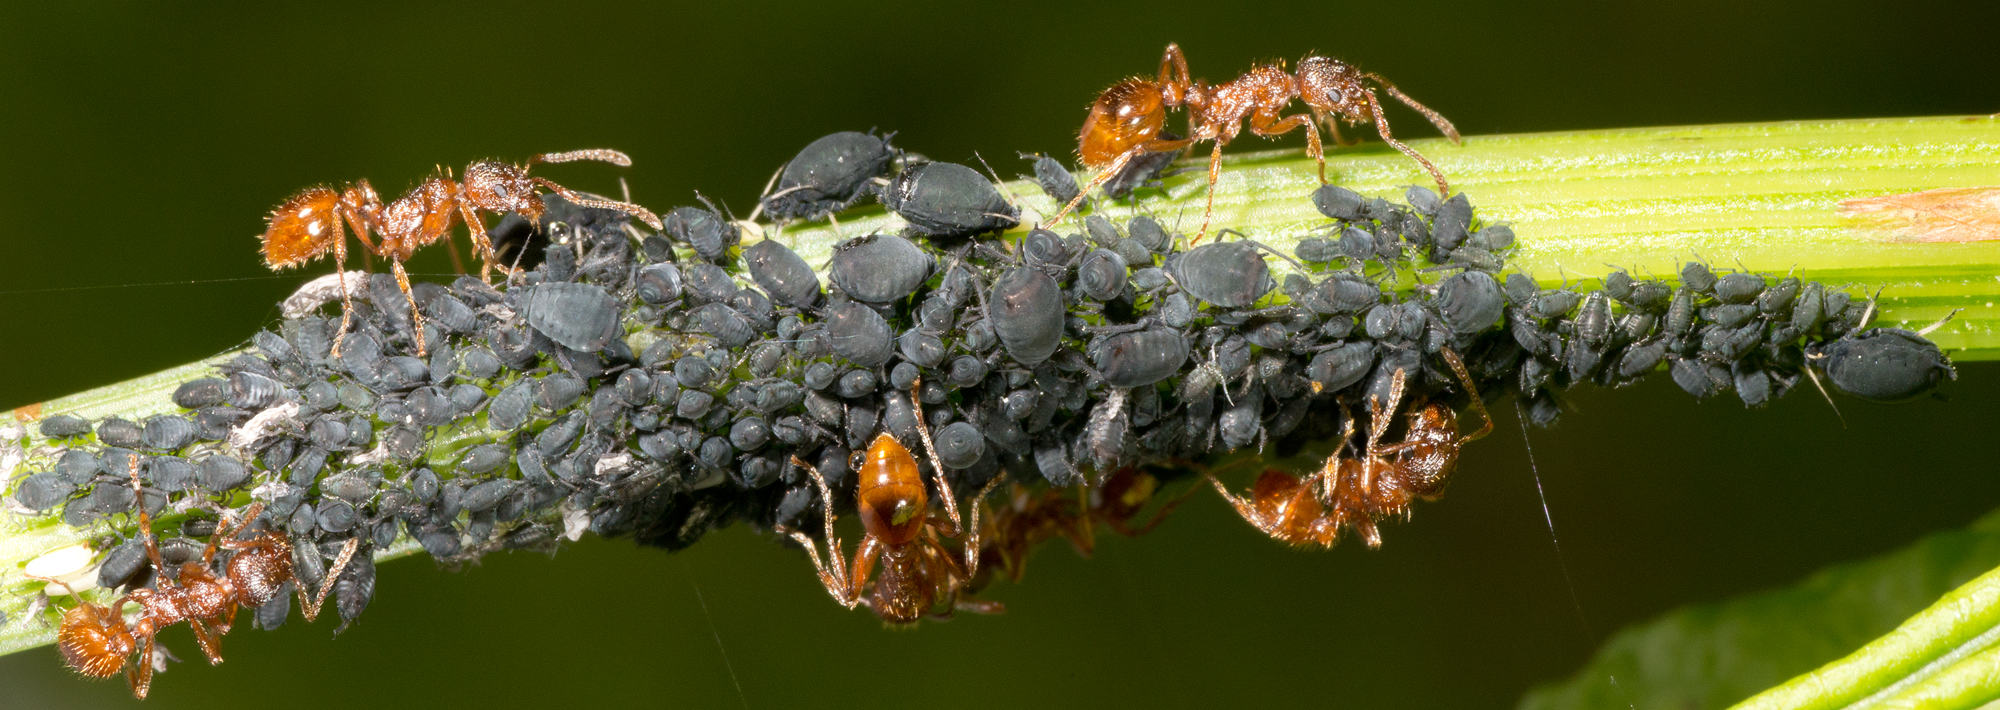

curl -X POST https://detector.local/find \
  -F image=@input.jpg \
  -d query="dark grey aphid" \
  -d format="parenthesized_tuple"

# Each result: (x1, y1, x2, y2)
(487, 383, 534, 430)
(196, 455, 249, 492)
(1309, 341, 1378, 392)
(1429, 193, 1473, 253)
(879, 161, 1020, 238)
(664, 205, 742, 263)
(636, 263, 684, 305)
(140, 415, 199, 451)
(1680, 262, 1717, 294)
(898, 330, 946, 369)
(405, 386, 454, 427)
(933, 421, 984, 470)
(989, 267, 1065, 365)
(691, 303, 756, 350)
(824, 301, 896, 368)
(1129, 215, 1170, 253)
(1294, 237, 1337, 263)
(1022, 229, 1068, 266)
(1758, 277, 1801, 316)
(1433, 272, 1505, 335)
(741, 240, 821, 308)
(459, 444, 511, 475)
(1077, 249, 1129, 301)
(143, 456, 195, 493)
(1713, 273, 1766, 304)
(1218, 403, 1261, 450)
(677, 390, 716, 420)
(729, 416, 771, 451)
(520, 282, 621, 353)
(1034, 444, 1081, 487)
(97, 417, 143, 449)
(764, 131, 898, 221)
(38, 414, 91, 439)
(1093, 330, 1189, 388)
(683, 264, 737, 304)
(96, 538, 149, 589)
(376, 356, 429, 391)
(1705, 304, 1759, 329)
(536, 413, 585, 456)
(334, 554, 376, 632)
(1025, 152, 1080, 207)
(424, 293, 478, 334)
(1174, 241, 1272, 308)
(172, 378, 229, 410)
(320, 473, 375, 503)
(446, 383, 485, 413)
(1811, 328, 1956, 403)
(12, 473, 73, 511)
(1669, 356, 1729, 400)
(55, 449, 99, 485)
(830, 233, 933, 304)
(1313, 185, 1366, 221)
(537, 373, 586, 412)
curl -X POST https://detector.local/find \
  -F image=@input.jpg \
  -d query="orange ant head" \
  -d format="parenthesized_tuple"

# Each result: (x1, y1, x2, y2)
(1077, 79, 1168, 168)
(461, 161, 547, 222)
(1295, 56, 1372, 124)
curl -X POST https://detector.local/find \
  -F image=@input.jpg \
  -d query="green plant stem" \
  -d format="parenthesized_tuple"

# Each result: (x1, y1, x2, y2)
(5, 116, 1999, 673)
(771, 115, 2000, 358)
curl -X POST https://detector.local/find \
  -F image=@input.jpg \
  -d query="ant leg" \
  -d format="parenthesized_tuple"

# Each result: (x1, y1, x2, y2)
(1192, 140, 1225, 244)
(127, 633, 155, 699)
(1364, 92, 1452, 198)
(1319, 110, 1362, 148)
(300, 537, 358, 622)
(123, 454, 170, 590)
(955, 473, 1006, 580)
(187, 617, 223, 665)
(1373, 79, 1462, 145)
(1439, 347, 1494, 443)
(442, 234, 468, 276)
(531, 149, 633, 167)
(328, 220, 355, 358)
(906, 377, 964, 534)
(455, 199, 499, 283)
(1048, 136, 1201, 225)
(782, 456, 858, 607)
(531, 178, 665, 230)
(1158, 43, 1192, 89)
(388, 258, 429, 356)
(1248, 111, 1325, 183)
(1204, 473, 1282, 538)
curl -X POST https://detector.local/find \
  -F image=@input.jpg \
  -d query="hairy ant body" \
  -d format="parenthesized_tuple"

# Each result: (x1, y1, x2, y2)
(29, 468, 355, 698)
(1051, 44, 1460, 241)
(780, 379, 1004, 624)
(978, 465, 1195, 586)
(260, 150, 663, 356)
(1210, 348, 1492, 548)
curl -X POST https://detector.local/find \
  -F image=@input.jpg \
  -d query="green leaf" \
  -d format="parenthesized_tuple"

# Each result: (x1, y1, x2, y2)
(1519, 507, 2000, 710)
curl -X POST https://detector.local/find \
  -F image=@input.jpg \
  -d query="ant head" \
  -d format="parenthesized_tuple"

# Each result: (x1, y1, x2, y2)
(1295, 56, 1371, 122)
(1078, 79, 1168, 167)
(462, 161, 546, 221)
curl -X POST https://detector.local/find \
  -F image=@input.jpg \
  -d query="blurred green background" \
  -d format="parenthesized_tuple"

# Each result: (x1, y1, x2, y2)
(3, 1, 1997, 708)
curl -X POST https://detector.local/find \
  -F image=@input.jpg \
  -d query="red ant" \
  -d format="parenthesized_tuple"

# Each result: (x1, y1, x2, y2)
(28, 468, 355, 698)
(977, 465, 1196, 586)
(1049, 43, 1461, 241)
(1209, 347, 1492, 548)
(778, 379, 1005, 624)
(260, 149, 664, 356)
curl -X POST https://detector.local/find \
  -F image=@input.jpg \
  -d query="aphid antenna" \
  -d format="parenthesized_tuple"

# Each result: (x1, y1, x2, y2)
(972, 152, 1021, 210)
(744, 163, 787, 223)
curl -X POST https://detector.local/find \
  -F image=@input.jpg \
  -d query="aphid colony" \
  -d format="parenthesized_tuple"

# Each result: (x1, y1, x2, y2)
(2, 125, 1955, 694)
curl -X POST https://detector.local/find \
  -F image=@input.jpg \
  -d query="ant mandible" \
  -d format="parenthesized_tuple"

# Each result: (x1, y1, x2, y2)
(260, 149, 664, 357)
(1209, 347, 1492, 549)
(1048, 43, 1461, 242)
(29, 466, 355, 698)
(779, 378, 1006, 624)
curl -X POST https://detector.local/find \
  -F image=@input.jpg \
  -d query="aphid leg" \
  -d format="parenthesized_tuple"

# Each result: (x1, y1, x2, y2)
(1439, 347, 1494, 443)
(388, 258, 429, 356)
(783, 456, 858, 608)
(300, 537, 358, 622)
(1364, 91, 1452, 198)
(531, 178, 665, 230)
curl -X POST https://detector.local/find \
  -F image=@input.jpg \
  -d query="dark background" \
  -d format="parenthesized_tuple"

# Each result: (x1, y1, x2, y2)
(3, 2, 1998, 708)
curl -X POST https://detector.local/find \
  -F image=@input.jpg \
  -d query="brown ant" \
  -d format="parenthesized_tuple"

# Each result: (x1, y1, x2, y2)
(1209, 347, 1492, 549)
(778, 379, 1005, 624)
(260, 149, 664, 356)
(1049, 43, 1461, 241)
(977, 465, 1196, 586)
(28, 467, 354, 698)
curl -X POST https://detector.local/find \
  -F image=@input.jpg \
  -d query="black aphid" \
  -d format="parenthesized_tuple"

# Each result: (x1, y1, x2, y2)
(879, 161, 1020, 238)
(989, 266, 1065, 365)
(741, 240, 822, 308)
(691, 303, 756, 350)
(1077, 249, 1129, 301)
(824, 301, 896, 368)
(1024, 152, 1080, 207)
(140, 415, 200, 451)
(763, 131, 898, 221)
(1811, 327, 1957, 403)
(1174, 241, 1272, 308)
(1432, 272, 1505, 335)
(97, 418, 143, 449)
(172, 378, 229, 410)
(520, 282, 621, 353)
(829, 233, 933, 304)
(664, 205, 742, 263)
(1094, 330, 1189, 388)
(37, 414, 91, 439)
